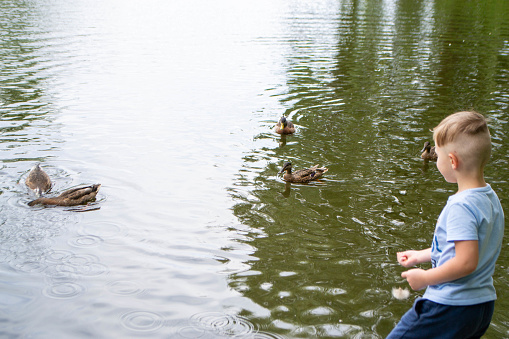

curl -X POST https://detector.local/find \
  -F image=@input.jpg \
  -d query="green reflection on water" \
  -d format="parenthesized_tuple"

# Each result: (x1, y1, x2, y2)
(229, 0, 509, 337)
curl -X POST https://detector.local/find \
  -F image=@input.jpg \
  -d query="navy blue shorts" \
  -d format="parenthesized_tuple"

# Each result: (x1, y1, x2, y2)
(387, 298, 495, 339)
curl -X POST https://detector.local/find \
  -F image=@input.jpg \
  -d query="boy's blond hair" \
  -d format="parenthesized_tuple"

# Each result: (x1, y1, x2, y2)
(433, 111, 491, 168)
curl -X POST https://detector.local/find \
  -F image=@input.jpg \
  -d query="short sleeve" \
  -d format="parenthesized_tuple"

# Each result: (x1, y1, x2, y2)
(445, 203, 479, 242)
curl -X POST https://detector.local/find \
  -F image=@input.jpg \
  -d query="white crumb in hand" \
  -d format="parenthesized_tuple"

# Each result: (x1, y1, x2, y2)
(392, 287, 410, 300)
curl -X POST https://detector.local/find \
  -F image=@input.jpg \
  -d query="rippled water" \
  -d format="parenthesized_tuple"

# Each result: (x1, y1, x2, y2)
(1, 0, 509, 338)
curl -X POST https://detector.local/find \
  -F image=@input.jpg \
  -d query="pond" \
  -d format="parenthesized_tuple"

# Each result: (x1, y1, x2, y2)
(1, 0, 508, 337)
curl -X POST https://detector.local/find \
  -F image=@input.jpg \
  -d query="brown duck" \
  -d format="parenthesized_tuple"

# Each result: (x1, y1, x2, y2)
(421, 141, 437, 161)
(25, 163, 52, 196)
(275, 116, 295, 135)
(279, 162, 328, 183)
(28, 184, 101, 206)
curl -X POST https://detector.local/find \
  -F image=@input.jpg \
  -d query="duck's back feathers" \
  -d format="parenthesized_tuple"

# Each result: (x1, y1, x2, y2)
(292, 165, 327, 178)
(25, 164, 52, 196)
(280, 162, 328, 183)
(28, 184, 101, 207)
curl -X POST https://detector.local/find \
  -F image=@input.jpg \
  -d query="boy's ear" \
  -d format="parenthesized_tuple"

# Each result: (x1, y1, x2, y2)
(449, 153, 459, 170)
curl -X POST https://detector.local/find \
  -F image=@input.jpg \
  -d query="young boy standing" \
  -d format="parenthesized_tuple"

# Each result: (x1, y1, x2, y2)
(388, 111, 505, 338)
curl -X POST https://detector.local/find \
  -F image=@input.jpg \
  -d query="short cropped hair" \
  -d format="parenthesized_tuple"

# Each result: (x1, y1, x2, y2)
(433, 111, 491, 167)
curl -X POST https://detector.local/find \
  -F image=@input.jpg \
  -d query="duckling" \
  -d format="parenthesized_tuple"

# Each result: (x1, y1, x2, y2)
(28, 184, 101, 207)
(421, 141, 437, 161)
(275, 116, 295, 135)
(25, 163, 52, 196)
(279, 162, 328, 183)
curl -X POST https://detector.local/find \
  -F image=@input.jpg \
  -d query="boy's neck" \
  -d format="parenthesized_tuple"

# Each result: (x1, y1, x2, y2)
(455, 171, 487, 193)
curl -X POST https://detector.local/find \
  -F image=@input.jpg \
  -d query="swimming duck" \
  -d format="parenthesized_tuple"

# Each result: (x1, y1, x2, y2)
(28, 184, 101, 207)
(279, 162, 328, 183)
(25, 163, 52, 196)
(275, 116, 295, 135)
(421, 141, 437, 161)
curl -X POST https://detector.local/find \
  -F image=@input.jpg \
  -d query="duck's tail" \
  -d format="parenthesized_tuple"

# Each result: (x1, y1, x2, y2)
(313, 165, 328, 173)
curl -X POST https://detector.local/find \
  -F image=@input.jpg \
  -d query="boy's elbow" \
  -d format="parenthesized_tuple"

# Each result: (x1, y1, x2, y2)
(463, 260, 477, 275)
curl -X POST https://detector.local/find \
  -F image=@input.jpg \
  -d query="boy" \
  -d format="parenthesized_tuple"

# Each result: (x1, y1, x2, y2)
(388, 111, 504, 338)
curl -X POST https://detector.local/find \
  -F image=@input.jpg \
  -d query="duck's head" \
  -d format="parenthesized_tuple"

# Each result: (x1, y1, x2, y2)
(421, 141, 431, 152)
(279, 161, 292, 174)
(279, 116, 287, 128)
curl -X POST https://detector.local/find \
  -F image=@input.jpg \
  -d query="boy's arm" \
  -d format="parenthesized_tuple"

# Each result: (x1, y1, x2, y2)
(402, 240, 478, 291)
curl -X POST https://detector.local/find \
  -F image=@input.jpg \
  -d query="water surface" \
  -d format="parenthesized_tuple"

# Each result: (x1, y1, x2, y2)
(1, 0, 509, 337)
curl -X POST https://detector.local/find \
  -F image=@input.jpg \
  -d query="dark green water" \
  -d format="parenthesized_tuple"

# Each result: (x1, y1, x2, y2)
(1, 0, 508, 337)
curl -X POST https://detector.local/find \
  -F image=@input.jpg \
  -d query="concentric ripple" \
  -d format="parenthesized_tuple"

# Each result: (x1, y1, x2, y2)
(107, 280, 143, 296)
(11, 260, 46, 273)
(43, 282, 85, 299)
(120, 310, 164, 332)
(190, 312, 255, 337)
(43, 263, 78, 282)
(44, 250, 73, 264)
(65, 253, 99, 266)
(68, 235, 103, 248)
(76, 262, 109, 276)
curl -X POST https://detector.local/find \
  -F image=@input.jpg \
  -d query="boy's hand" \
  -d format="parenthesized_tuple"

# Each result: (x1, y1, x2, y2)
(397, 251, 420, 268)
(402, 268, 428, 291)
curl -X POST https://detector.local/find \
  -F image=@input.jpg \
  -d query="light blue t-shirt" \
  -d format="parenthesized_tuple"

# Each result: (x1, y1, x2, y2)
(423, 184, 505, 306)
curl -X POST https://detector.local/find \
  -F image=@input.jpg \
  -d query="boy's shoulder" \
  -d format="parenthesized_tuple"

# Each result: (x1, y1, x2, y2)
(445, 185, 504, 232)
(447, 185, 503, 218)
(449, 185, 498, 204)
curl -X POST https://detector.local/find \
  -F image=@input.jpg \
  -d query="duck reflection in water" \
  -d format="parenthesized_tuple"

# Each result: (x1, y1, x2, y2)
(281, 181, 292, 198)
(278, 134, 287, 147)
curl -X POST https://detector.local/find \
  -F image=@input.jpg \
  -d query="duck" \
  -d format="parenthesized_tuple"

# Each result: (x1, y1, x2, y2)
(28, 184, 101, 207)
(275, 116, 295, 135)
(421, 141, 437, 161)
(279, 162, 328, 183)
(25, 163, 52, 196)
